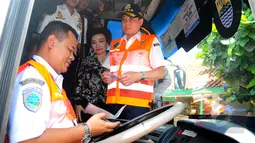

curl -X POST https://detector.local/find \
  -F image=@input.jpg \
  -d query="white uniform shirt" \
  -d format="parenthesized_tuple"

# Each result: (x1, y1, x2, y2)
(103, 31, 166, 69)
(8, 55, 72, 143)
(37, 4, 86, 44)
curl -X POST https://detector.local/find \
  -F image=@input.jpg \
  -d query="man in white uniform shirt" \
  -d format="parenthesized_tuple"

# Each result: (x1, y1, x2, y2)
(8, 21, 119, 143)
(37, 0, 87, 50)
(37, 0, 87, 105)
(102, 4, 167, 120)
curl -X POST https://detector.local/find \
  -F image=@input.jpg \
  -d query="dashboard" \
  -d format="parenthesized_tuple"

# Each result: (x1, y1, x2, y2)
(90, 102, 254, 143)
(143, 119, 254, 143)
(3, 103, 254, 143)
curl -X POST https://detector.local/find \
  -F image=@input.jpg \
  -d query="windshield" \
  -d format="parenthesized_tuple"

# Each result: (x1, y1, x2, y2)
(163, 3, 255, 119)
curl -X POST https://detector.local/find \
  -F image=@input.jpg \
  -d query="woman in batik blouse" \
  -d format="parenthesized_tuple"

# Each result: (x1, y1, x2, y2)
(72, 27, 112, 122)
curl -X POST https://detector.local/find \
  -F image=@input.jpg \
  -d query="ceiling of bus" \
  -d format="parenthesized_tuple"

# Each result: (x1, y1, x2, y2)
(89, 0, 162, 21)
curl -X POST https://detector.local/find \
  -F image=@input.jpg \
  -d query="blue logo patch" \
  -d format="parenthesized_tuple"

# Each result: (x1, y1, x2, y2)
(22, 87, 42, 112)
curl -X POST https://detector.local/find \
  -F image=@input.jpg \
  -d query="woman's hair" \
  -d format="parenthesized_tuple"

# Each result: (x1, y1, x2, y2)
(89, 27, 112, 46)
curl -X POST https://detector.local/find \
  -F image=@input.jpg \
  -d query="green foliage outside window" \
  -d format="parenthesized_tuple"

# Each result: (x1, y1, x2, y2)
(197, 6, 255, 104)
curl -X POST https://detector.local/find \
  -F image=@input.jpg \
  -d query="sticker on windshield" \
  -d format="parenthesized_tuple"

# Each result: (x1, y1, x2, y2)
(182, 129, 197, 137)
(181, 0, 200, 37)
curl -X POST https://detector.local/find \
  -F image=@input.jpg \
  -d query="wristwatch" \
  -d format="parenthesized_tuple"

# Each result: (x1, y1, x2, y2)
(82, 123, 91, 143)
(140, 71, 146, 80)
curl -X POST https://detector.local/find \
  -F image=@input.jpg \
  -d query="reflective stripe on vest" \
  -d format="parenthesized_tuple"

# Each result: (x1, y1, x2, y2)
(106, 34, 156, 108)
(18, 60, 77, 125)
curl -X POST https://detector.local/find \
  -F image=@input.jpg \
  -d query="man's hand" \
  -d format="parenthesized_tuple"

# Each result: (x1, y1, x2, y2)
(105, 112, 115, 119)
(119, 72, 141, 86)
(75, 105, 85, 122)
(102, 71, 114, 84)
(86, 113, 120, 136)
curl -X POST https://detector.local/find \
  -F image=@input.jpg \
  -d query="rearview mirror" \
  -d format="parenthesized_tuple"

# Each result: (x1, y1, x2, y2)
(174, 68, 186, 90)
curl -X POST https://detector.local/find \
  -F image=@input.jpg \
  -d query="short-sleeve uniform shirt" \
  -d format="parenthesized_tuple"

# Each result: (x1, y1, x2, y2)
(37, 4, 84, 43)
(8, 55, 74, 143)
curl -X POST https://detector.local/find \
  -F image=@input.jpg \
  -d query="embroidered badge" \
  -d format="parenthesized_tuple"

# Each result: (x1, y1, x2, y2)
(56, 11, 65, 20)
(140, 40, 146, 45)
(22, 87, 43, 112)
(124, 4, 131, 11)
(20, 78, 45, 86)
(153, 43, 160, 47)
(77, 18, 83, 30)
(114, 42, 120, 48)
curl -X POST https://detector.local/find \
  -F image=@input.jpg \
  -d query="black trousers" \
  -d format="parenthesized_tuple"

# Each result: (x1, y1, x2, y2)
(107, 104, 150, 120)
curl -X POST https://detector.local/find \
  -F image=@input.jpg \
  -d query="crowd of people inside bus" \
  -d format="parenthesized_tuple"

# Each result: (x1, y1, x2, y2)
(7, 0, 171, 142)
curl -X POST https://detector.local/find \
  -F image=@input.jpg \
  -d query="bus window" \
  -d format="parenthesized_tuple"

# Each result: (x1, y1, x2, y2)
(107, 21, 123, 40)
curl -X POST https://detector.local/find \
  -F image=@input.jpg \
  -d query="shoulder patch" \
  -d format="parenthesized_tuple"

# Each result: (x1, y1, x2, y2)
(20, 78, 45, 86)
(22, 87, 43, 112)
(153, 43, 160, 47)
(56, 11, 65, 20)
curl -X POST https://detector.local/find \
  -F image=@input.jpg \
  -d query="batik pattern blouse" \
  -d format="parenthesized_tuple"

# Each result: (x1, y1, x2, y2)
(72, 53, 108, 109)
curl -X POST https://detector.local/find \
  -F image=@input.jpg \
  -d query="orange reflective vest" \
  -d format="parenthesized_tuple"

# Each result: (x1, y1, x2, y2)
(18, 60, 77, 127)
(106, 34, 156, 108)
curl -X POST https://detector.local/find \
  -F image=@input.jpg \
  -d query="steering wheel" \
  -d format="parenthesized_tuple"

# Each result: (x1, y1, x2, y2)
(92, 102, 185, 143)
